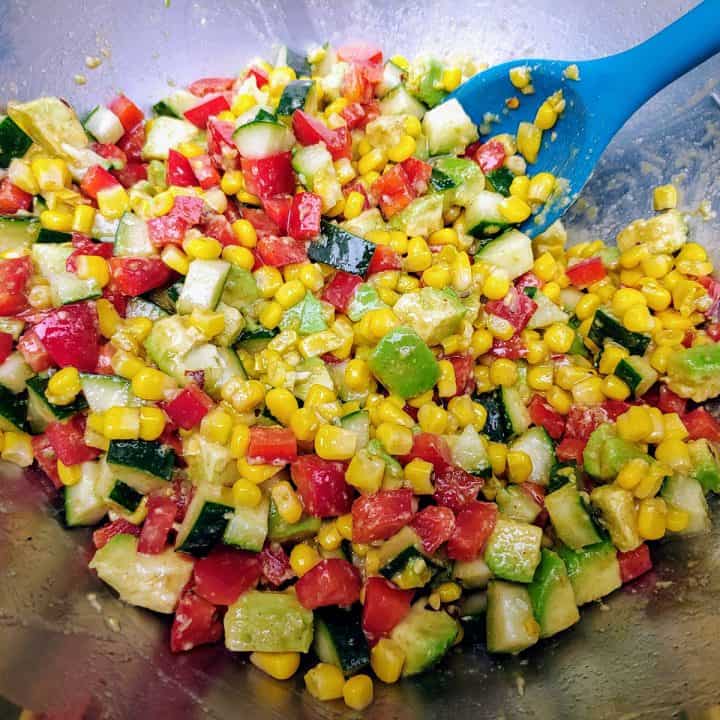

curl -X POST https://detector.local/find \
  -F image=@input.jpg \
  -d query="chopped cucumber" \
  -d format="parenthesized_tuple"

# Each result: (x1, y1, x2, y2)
(486, 580, 540, 654)
(449, 424, 491, 476)
(114, 212, 154, 256)
(176, 259, 230, 314)
(276, 80, 318, 116)
(106, 439, 175, 493)
(484, 516, 542, 583)
(268, 499, 321, 542)
(527, 549, 580, 638)
(223, 497, 269, 552)
(510, 427, 555, 486)
(32, 243, 102, 305)
(125, 297, 169, 321)
(233, 119, 294, 159)
(175, 484, 234, 557)
(0, 352, 33, 394)
(590, 484, 641, 552)
(142, 116, 199, 160)
(614, 355, 658, 397)
(64, 461, 109, 526)
(307, 220, 375, 276)
(0, 215, 40, 253)
(588, 309, 651, 356)
(26, 374, 88, 433)
(545, 483, 602, 549)
(0, 384, 28, 431)
(558, 541, 622, 605)
(496, 485, 541, 524)
(107, 479, 144, 513)
(84, 105, 124, 144)
(80, 373, 139, 412)
(379, 85, 426, 118)
(0, 116, 33, 168)
(661, 474, 711, 535)
(314, 604, 370, 676)
(475, 229, 534, 279)
(152, 89, 199, 118)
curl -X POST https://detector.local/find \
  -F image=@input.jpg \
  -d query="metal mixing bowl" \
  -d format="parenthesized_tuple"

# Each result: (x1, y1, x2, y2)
(1, 1, 719, 717)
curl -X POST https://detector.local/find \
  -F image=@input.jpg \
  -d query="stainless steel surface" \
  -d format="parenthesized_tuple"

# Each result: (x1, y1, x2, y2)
(1, 1, 719, 718)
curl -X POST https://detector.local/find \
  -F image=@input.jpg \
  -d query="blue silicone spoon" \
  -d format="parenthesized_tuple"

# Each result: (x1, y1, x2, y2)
(450, 0, 720, 237)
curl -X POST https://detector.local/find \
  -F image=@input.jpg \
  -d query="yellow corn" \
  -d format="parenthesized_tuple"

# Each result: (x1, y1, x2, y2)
(229, 424, 250, 458)
(653, 184, 677, 211)
(305, 663, 345, 701)
(132, 367, 173, 401)
(250, 651, 301, 681)
(437, 360, 457, 397)
(616, 406, 653, 443)
(343, 674, 374, 711)
(616, 457, 648, 491)
(507, 449, 532, 483)
(482, 271, 511, 300)
(57, 460, 82, 486)
(31, 157, 70, 191)
(499, 196, 532, 223)
(375, 422, 413, 456)
(429, 228, 459, 247)
(437, 581, 462, 603)
(236, 458, 279, 484)
(75, 255, 110, 287)
(199, 408, 233, 444)
(662, 412, 688, 441)
(103, 407, 140, 440)
(289, 542, 320, 577)
(666, 507, 690, 533)
(534, 101, 558, 130)
(97, 185, 130, 219)
(517, 122, 542, 163)
(289, 407, 320, 443)
(489, 358, 518, 387)
(346, 450, 385, 494)
(222, 378, 265, 413)
(403, 114, 422, 138)
(544, 323, 575, 353)
(601, 375, 630, 401)
(442, 67, 463, 92)
(139, 406, 166, 441)
(184, 236, 222, 260)
(387, 134, 417, 163)
(315, 425, 357, 460)
(40, 209, 73, 232)
(655, 438, 691, 472)
(637, 497, 667, 540)
(112, 350, 144, 379)
(371, 638, 405, 684)
(1, 431, 32, 467)
(546, 385, 572, 414)
(232, 478, 263, 508)
(271, 481, 303, 524)
(418, 403, 449, 434)
(623, 304, 653, 333)
(487, 442, 507, 475)
(405, 236, 432, 272)
(358, 148, 387, 176)
(189, 309, 226, 339)
(510, 175, 530, 201)
(161, 245, 190, 275)
(404, 457, 435, 494)
(571, 375, 604, 405)
(528, 172, 556, 203)
(509, 65, 532, 89)
(46, 367, 82, 405)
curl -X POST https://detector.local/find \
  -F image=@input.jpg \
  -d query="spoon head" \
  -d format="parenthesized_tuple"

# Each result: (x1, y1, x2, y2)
(450, 59, 604, 237)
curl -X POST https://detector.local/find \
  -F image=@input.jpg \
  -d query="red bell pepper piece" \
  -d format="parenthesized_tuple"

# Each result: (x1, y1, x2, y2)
(109, 257, 172, 296)
(556, 437, 587, 464)
(108, 94, 144, 131)
(199, 211, 236, 246)
(247, 426, 298, 466)
(113, 161, 148, 188)
(485, 286, 538, 333)
(401, 157, 432, 196)
(45, 416, 100, 466)
(91, 142, 127, 169)
(515, 271, 543, 292)
(241, 152, 296, 199)
(80, 164, 120, 199)
(0, 178, 33, 214)
(490, 335, 527, 359)
(292, 109, 351, 160)
(295, 558, 361, 609)
(262, 195, 293, 234)
(433, 464, 484, 513)
(184, 94, 231, 128)
(0, 332, 13, 365)
(410, 505, 456, 554)
(367, 245, 401, 276)
(148, 214, 189, 246)
(31, 434, 61, 487)
(193, 546, 262, 605)
(34, 302, 99, 372)
(287, 192, 322, 241)
(188, 154, 221, 189)
(447, 354, 475, 397)
(682, 407, 720, 442)
(246, 65, 269, 88)
(242, 208, 281, 239)
(207, 117, 240, 172)
(170, 589, 223, 653)
(290, 455, 353, 517)
(618, 544, 653, 584)
(321, 271, 362, 313)
(340, 101, 378, 130)
(564, 405, 610, 441)
(0, 256, 32, 315)
(351, 488, 414, 543)
(566, 257, 607, 288)
(92, 519, 141, 549)
(370, 164, 414, 218)
(256, 234, 308, 266)
(66, 237, 113, 273)
(528, 394, 566, 440)
(601, 399, 633, 420)
(171, 195, 205, 225)
(400, 432, 452, 472)
(167, 149, 197, 187)
(164, 383, 214, 430)
(188, 77, 236, 96)
(117, 121, 145, 163)
(259, 543, 295, 587)
(362, 577, 413, 639)
(473, 140, 506, 173)
(447, 501, 498, 561)
(138, 494, 178, 554)
(18, 329, 52, 372)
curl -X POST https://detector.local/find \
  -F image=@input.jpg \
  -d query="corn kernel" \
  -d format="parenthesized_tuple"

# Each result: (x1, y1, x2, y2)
(417, 403, 448, 434)
(534, 101, 558, 131)
(31, 157, 70, 191)
(509, 65, 532, 89)
(487, 441, 507, 475)
(489, 358, 518, 387)
(40, 209, 73, 232)
(616, 406, 653, 443)
(57, 460, 82, 486)
(358, 148, 386, 176)
(371, 638, 405, 684)
(638, 497, 667, 540)
(289, 542, 320, 577)
(97, 185, 130, 219)
(544, 323, 575, 353)
(653, 184, 678, 211)
(483, 271, 510, 300)
(232, 478, 263, 508)
(517, 121, 542, 164)
(46, 367, 81, 405)
(404, 115, 422, 138)
(666, 507, 690, 533)
(387, 134, 417, 163)
(575, 293, 601, 321)
(405, 236, 432, 272)
(662, 412, 688, 441)
(103, 407, 140, 440)
(655, 438, 691, 472)
(184, 236, 222, 260)
(438, 581, 462, 603)
(528, 172, 556, 203)
(403, 457, 434, 495)
(601, 375, 630, 401)
(509, 175, 530, 201)
(343, 674, 374, 711)
(442, 67, 463, 92)
(499, 195, 531, 223)
(546, 385, 571, 414)
(250, 651, 301, 681)
(375, 422, 413, 456)
(138, 406, 166, 441)
(616, 457, 649, 490)
(161, 245, 190, 275)
(131, 367, 173, 401)
(429, 228, 458, 247)
(305, 663, 345, 701)
(314, 425, 357, 460)
(623, 304, 653, 333)
(75, 255, 110, 287)
(532, 252, 557, 282)
(527, 364, 554, 391)
(507, 449, 532, 483)
(271, 481, 303, 524)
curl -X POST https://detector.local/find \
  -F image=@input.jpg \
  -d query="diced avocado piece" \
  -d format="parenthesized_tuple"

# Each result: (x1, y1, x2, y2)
(407, 57, 447, 107)
(89, 534, 193, 614)
(486, 580, 540, 654)
(528, 549, 580, 639)
(341, 208, 387, 237)
(388, 193, 444, 237)
(368, 326, 440, 399)
(314, 604, 370, 676)
(346, 283, 387, 322)
(224, 590, 314, 652)
(484, 516, 542, 583)
(688, 439, 720, 493)
(281, 291, 328, 335)
(268, 499, 321, 542)
(661, 474, 711, 535)
(616, 209, 688, 255)
(390, 602, 459, 676)
(590, 484, 641, 552)
(665, 343, 720, 402)
(452, 557, 492, 589)
(422, 98, 478, 156)
(393, 287, 465, 346)
(293, 357, 335, 401)
(496, 485, 541, 524)
(221, 266, 259, 310)
(557, 541, 621, 606)
(583, 424, 647, 480)
(545, 483, 602, 549)
(182, 433, 237, 487)
(431, 156, 485, 207)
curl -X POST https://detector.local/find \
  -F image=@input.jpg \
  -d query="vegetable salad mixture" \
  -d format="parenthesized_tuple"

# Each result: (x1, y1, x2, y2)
(0, 41, 719, 711)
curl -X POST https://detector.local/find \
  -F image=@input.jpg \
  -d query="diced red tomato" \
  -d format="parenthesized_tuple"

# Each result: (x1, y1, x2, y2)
(0, 332, 14, 365)
(515, 271, 543, 292)
(0, 178, 32, 214)
(188, 154, 221, 189)
(528, 394, 566, 440)
(184, 94, 231, 128)
(189, 77, 236, 96)
(141, 213, 188, 249)
(193, 546, 262, 605)
(682, 407, 720, 442)
(447, 354, 475, 396)
(370, 164, 414, 218)
(171, 195, 204, 225)
(262, 195, 292, 234)
(601, 399, 632, 420)
(31, 434, 61, 487)
(340, 101, 378, 130)
(65, 236, 113, 273)
(351, 488, 414, 543)
(18, 330, 51, 372)
(207, 117, 240, 172)
(80, 164, 120, 199)
(164, 383, 214, 430)
(362, 577, 413, 639)
(556, 437, 586, 464)
(656, 385, 687, 415)
(256, 234, 308, 266)
(291, 455, 353, 517)
(108, 94, 144, 132)
(34, 302, 99, 372)
(490, 335, 527, 359)
(170, 589, 223, 653)
(367, 245, 400, 276)
(698, 275, 720, 318)
(117, 121, 145, 163)
(109, 257, 172, 296)
(241, 152, 296, 199)
(45, 416, 100, 466)
(618, 544, 653, 584)
(91, 142, 127, 169)
(224, 198, 242, 224)
(287, 192, 322, 241)
(259, 543, 295, 587)
(682, 330, 695, 349)
(564, 405, 609, 441)
(138, 495, 178, 554)
(102, 282, 129, 317)
(707, 323, 720, 342)
(433, 465, 484, 513)
(485, 287, 538, 333)
(566, 257, 607, 288)
(247, 426, 298, 466)
(342, 63, 375, 104)
(242, 208, 280, 239)
(296, 558, 361, 609)
(92, 519, 141, 549)
(199, 211, 236, 246)
(113, 161, 148, 188)
(167, 149, 197, 187)
(400, 432, 452, 472)
(447, 501, 498, 561)
(95, 342, 115, 374)
(0, 256, 32, 315)
(338, 42, 383, 65)
(321, 271, 362, 313)
(473, 140, 506, 173)
(292, 110, 351, 160)
(246, 65, 269, 88)
(401, 157, 432, 196)
(410, 505, 456, 554)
